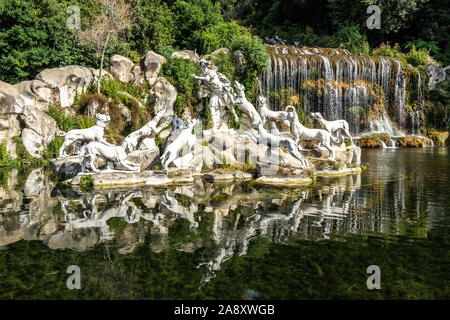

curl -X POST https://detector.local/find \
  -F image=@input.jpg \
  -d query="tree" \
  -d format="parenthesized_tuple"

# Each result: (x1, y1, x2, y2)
(78, 0, 135, 94)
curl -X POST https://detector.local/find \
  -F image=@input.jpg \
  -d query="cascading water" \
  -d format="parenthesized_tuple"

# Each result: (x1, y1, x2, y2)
(261, 45, 426, 136)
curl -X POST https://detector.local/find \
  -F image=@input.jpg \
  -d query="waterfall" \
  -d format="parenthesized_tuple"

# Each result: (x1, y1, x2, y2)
(261, 45, 426, 135)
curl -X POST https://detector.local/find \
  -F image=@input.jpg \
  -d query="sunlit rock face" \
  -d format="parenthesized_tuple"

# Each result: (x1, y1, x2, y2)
(261, 45, 426, 136)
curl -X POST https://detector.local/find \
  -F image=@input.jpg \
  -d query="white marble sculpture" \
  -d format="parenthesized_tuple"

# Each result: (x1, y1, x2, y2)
(120, 119, 158, 153)
(193, 58, 239, 130)
(233, 80, 262, 125)
(285, 107, 340, 160)
(244, 123, 308, 168)
(309, 111, 353, 145)
(80, 141, 140, 173)
(160, 119, 200, 170)
(57, 113, 113, 158)
(257, 96, 290, 130)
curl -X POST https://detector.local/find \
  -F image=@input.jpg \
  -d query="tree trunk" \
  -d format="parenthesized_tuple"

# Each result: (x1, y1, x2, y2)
(97, 31, 111, 94)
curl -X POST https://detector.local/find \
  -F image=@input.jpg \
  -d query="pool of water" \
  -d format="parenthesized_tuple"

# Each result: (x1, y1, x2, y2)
(0, 148, 449, 299)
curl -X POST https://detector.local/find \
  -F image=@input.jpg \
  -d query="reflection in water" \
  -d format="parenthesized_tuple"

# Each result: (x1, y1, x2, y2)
(1, 148, 449, 297)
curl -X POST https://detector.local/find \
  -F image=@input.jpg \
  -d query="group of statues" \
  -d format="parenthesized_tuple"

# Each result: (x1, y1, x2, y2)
(56, 57, 355, 174)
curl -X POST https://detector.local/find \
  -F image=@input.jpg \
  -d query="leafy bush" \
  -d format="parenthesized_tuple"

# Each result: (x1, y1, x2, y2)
(230, 35, 269, 101)
(328, 25, 369, 55)
(45, 106, 96, 132)
(196, 21, 249, 54)
(406, 47, 432, 69)
(0, 142, 19, 169)
(372, 43, 405, 61)
(130, 0, 175, 54)
(172, 0, 223, 51)
(155, 44, 177, 59)
(161, 57, 201, 116)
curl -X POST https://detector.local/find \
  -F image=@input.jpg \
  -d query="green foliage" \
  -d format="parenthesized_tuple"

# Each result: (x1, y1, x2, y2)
(172, 0, 223, 52)
(196, 22, 249, 54)
(0, 0, 112, 84)
(154, 44, 177, 60)
(45, 106, 96, 132)
(0, 142, 19, 169)
(406, 47, 431, 69)
(80, 174, 94, 193)
(130, 0, 175, 54)
(10, 136, 46, 168)
(107, 217, 127, 232)
(329, 25, 369, 55)
(405, 39, 441, 58)
(230, 35, 269, 102)
(98, 78, 146, 103)
(230, 36, 269, 76)
(161, 57, 201, 116)
(42, 137, 64, 160)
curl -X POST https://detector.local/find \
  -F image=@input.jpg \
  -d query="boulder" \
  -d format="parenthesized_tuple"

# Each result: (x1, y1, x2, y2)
(22, 128, 45, 158)
(21, 106, 58, 146)
(204, 48, 231, 61)
(125, 147, 160, 170)
(131, 65, 144, 85)
(89, 68, 113, 81)
(171, 50, 199, 63)
(24, 168, 45, 197)
(109, 54, 135, 83)
(150, 77, 177, 128)
(0, 80, 24, 114)
(13, 80, 57, 111)
(36, 65, 94, 107)
(141, 51, 166, 86)
(233, 50, 246, 73)
(118, 103, 131, 123)
(0, 114, 21, 158)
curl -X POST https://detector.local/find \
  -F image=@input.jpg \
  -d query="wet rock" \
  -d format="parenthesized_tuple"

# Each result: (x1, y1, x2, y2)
(141, 50, 166, 86)
(50, 156, 84, 176)
(427, 130, 449, 146)
(24, 168, 45, 197)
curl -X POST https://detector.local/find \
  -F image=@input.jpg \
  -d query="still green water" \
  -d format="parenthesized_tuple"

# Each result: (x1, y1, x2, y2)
(0, 148, 449, 299)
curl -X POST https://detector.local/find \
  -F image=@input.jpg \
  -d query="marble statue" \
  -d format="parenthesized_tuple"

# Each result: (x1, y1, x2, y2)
(426, 65, 450, 89)
(310, 111, 353, 145)
(120, 119, 158, 153)
(161, 119, 200, 170)
(244, 123, 308, 168)
(233, 80, 262, 125)
(80, 141, 140, 173)
(57, 113, 113, 158)
(257, 96, 290, 129)
(285, 107, 340, 160)
(193, 58, 239, 130)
